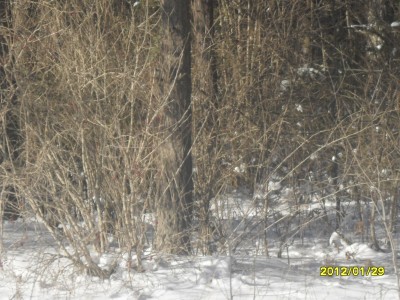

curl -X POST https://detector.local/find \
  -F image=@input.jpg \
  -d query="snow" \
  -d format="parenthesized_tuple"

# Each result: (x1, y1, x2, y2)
(1, 237, 397, 299)
(295, 104, 303, 113)
(350, 24, 370, 29)
(1, 195, 399, 299)
(391, 21, 400, 28)
(234, 163, 247, 174)
(280, 79, 291, 92)
(329, 231, 349, 248)
(296, 66, 325, 79)
(268, 180, 281, 192)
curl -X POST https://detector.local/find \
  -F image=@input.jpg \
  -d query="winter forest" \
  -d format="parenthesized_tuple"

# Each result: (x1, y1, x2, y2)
(1, 1, 400, 299)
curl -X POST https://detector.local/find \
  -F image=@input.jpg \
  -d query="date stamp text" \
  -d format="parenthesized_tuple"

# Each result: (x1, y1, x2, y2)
(320, 266, 385, 277)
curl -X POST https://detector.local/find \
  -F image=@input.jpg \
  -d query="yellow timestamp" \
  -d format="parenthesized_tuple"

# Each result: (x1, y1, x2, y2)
(320, 266, 385, 277)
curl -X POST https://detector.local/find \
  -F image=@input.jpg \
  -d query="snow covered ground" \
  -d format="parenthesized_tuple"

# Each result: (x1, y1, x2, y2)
(0, 193, 398, 300)
(0, 216, 399, 300)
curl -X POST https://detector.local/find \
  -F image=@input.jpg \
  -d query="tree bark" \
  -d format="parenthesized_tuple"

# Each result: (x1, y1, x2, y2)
(1, 1, 22, 221)
(192, 0, 217, 255)
(155, 0, 193, 255)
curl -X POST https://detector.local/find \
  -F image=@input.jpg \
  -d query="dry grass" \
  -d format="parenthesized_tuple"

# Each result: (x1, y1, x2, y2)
(0, 0, 399, 278)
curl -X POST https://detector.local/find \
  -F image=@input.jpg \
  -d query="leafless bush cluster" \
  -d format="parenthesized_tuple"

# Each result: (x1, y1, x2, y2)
(1, 0, 163, 276)
(0, 0, 400, 277)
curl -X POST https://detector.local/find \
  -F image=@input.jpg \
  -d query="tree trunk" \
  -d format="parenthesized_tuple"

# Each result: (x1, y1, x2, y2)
(155, 0, 193, 255)
(1, 1, 22, 221)
(389, 186, 399, 236)
(370, 198, 381, 251)
(192, 0, 217, 255)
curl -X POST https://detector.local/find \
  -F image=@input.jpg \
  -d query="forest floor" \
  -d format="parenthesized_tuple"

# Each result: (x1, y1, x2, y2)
(0, 192, 399, 299)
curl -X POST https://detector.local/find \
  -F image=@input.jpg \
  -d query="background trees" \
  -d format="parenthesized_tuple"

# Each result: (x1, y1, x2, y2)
(0, 0, 399, 274)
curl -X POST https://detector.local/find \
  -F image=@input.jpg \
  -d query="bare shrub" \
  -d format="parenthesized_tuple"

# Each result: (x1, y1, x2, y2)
(4, 0, 162, 276)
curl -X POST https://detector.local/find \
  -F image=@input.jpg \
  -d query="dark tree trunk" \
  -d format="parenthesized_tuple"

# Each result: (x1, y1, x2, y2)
(370, 199, 381, 251)
(0, 0, 13, 164)
(155, 0, 194, 255)
(192, 0, 217, 255)
(1, 1, 22, 221)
